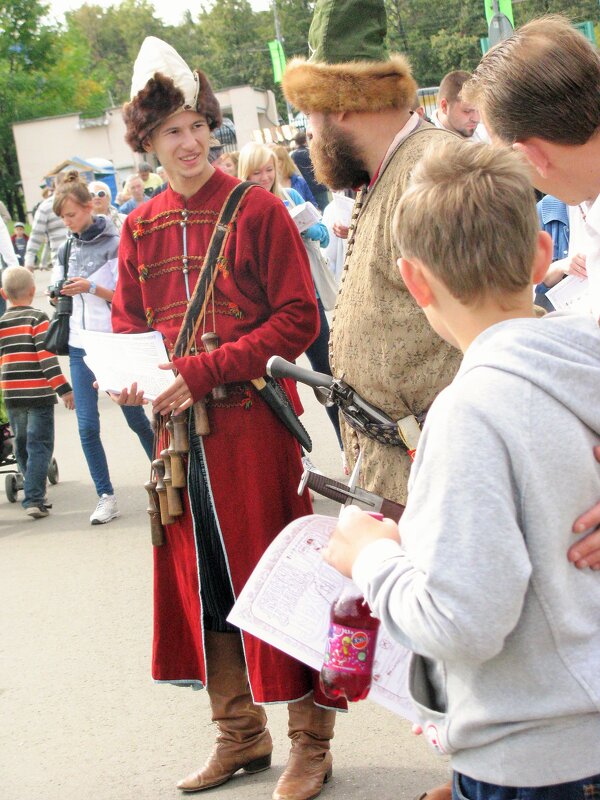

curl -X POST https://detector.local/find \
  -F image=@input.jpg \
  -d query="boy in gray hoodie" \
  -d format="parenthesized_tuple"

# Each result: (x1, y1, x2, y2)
(323, 140, 600, 799)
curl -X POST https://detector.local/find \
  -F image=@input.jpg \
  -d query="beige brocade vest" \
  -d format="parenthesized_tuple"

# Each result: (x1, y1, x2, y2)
(330, 125, 462, 505)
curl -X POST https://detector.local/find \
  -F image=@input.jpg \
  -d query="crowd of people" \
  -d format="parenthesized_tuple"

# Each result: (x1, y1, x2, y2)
(1, 3, 600, 800)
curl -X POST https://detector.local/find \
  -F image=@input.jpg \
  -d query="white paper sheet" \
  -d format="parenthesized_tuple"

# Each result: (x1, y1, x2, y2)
(228, 514, 417, 721)
(79, 329, 175, 401)
(545, 275, 592, 314)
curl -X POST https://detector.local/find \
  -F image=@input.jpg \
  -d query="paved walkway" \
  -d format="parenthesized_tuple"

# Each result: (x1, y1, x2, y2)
(0, 273, 449, 800)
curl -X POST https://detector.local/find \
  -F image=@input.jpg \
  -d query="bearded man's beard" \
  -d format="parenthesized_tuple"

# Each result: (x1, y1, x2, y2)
(310, 118, 370, 191)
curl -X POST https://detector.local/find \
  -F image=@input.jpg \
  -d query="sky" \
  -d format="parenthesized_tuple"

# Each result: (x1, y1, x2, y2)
(45, 0, 272, 27)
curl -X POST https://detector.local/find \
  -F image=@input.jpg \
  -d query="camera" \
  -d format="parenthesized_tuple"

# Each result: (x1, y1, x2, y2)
(48, 278, 71, 300)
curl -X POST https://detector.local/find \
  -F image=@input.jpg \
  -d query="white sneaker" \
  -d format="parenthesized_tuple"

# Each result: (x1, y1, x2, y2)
(90, 493, 120, 525)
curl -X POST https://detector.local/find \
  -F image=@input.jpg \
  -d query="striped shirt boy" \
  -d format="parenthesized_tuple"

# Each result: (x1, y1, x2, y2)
(0, 306, 71, 407)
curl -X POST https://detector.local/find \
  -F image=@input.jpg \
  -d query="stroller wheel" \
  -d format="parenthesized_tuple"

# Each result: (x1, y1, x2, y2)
(48, 458, 59, 485)
(5, 473, 18, 503)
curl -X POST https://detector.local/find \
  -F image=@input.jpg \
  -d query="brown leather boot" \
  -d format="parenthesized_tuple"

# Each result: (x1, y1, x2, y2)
(272, 693, 336, 800)
(177, 631, 272, 792)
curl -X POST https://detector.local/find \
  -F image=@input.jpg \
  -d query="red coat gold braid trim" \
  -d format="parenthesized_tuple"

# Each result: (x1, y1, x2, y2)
(132, 208, 219, 239)
(146, 299, 244, 327)
(139, 255, 204, 282)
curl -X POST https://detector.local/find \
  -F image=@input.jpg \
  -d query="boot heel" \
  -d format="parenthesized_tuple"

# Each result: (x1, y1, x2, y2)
(243, 753, 272, 774)
(323, 765, 333, 784)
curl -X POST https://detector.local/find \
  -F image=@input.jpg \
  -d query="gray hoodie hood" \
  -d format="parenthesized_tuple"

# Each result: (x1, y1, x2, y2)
(460, 311, 600, 437)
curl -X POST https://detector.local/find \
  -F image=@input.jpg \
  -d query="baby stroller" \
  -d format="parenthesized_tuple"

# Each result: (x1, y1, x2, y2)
(0, 395, 59, 503)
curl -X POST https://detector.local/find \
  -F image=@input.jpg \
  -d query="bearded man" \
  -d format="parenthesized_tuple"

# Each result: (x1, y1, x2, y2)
(283, 3, 460, 799)
(283, 0, 460, 510)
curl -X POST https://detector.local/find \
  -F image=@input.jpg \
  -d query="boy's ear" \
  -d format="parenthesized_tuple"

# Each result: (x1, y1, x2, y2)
(532, 230, 554, 284)
(399, 257, 434, 308)
(439, 98, 448, 116)
(142, 137, 153, 154)
(512, 139, 550, 179)
(0, 289, 6, 301)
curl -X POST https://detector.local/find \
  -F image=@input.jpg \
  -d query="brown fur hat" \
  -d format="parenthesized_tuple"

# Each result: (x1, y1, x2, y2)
(282, 54, 416, 115)
(123, 69, 222, 153)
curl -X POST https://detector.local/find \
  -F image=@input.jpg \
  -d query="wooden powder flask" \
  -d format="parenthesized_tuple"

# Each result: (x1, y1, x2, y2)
(160, 448, 183, 517)
(201, 331, 227, 400)
(166, 420, 186, 489)
(169, 414, 189, 454)
(144, 479, 165, 546)
(193, 400, 210, 436)
(152, 458, 175, 527)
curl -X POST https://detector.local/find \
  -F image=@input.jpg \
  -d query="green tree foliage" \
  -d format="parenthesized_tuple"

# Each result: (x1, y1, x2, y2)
(65, 0, 166, 103)
(0, 0, 106, 218)
(385, 0, 487, 86)
(385, 0, 600, 87)
(512, 0, 599, 24)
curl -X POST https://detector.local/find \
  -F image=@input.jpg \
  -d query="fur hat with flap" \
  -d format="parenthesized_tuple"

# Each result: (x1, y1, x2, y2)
(282, 0, 416, 114)
(123, 37, 222, 153)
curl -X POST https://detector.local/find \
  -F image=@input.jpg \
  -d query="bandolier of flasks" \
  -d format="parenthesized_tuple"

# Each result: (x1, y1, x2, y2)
(145, 207, 228, 545)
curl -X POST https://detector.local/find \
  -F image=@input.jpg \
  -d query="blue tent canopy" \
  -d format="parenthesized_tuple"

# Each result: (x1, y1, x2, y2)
(46, 156, 118, 204)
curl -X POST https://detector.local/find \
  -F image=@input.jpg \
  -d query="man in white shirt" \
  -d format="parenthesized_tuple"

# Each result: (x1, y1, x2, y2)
(433, 70, 489, 143)
(465, 14, 600, 568)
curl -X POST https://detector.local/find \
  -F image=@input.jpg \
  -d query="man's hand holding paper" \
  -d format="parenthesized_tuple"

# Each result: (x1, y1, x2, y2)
(152, 366, 193, 416)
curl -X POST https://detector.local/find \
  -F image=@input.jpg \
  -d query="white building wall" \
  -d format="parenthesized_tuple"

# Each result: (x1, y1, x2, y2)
(13, 108, 135, 216)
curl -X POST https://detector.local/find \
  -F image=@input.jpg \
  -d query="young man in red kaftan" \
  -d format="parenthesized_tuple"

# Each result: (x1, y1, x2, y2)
(110, 36, 342, 800)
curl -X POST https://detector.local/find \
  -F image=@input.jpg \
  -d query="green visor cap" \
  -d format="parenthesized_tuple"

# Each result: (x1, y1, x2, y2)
(308, 0, 389, 63)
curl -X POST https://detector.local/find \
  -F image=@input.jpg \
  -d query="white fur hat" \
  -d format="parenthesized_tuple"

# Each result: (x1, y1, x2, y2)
(123, 37, 221, 153)
(130, 37, 199, 109)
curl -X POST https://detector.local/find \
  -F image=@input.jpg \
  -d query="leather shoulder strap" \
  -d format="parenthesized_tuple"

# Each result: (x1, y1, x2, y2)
(174, 181, 256, 358)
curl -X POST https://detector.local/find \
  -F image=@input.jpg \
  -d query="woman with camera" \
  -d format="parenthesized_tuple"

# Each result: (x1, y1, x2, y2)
(52, 171, 154, 524)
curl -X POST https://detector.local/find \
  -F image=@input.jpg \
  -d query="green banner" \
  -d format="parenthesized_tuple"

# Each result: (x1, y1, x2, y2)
(574, 20, 596, 44)
(484, 0, 514, 26)
(268, 39, 286, 84)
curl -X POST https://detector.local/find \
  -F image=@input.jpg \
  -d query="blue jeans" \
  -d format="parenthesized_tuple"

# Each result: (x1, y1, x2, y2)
(305, 298, 342, 448)
(7, 404, 54, 508)
(453, 771, 600, 800)
(69, 346, 154, 496)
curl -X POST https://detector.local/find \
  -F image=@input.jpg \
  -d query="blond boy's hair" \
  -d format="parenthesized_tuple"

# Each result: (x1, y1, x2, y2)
(463, 15, 600, 146)
(2, 266, 35, 301)
(393, 140, 538, 304)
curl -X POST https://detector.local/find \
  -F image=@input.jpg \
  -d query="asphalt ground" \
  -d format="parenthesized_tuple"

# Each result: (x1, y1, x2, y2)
(0, 270, 449, 800)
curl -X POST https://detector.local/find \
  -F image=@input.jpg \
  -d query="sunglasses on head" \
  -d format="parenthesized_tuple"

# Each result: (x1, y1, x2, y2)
(90, 190, 108, 199)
